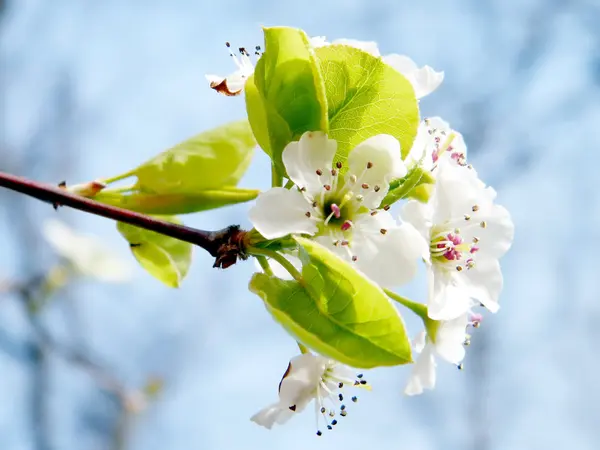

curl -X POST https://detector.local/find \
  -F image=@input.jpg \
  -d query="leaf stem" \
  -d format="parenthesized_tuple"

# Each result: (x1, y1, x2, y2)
(297, 342, 309, 354)
(248, 247, 302, 282)
(102, 169, 137, 185)
(0, 171, 245, 268)
(271, 164, 283, 188)
(383, 288, 428, 319)
(255, 256, 274, 276)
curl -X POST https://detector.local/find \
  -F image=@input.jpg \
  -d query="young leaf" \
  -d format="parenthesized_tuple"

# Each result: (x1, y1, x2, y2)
(381, 166, 435, 206)
(95, 187, 259, 215)
(133, 120, 256, 193)
(117, 216, 192, 288)
(316, 45, 419, 169)
(249, 238, 412, 368)
(245, 26, 328, 175)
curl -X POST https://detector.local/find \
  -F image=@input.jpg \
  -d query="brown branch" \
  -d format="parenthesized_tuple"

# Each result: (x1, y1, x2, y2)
(0, 171, 247, 268)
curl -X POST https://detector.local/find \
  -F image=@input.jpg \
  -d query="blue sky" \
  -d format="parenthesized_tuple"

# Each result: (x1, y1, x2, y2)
(1, 1, 600, 449)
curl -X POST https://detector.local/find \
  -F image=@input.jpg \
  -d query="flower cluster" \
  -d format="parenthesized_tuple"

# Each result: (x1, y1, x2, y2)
(208, 35, 514, 431)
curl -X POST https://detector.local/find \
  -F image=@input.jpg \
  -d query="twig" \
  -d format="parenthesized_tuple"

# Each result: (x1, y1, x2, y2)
(0, 171, 247, 268)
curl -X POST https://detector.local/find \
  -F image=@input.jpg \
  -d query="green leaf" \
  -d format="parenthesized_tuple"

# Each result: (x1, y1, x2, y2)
(117, 216, 192, 288)
(381, 167, 435, 206)
(95, 187, 259, 215)
(249, 238, 412, 368)
(316, 45, 419, 169)
(245, 26, 328, 175)
(134, 120, 256, 193)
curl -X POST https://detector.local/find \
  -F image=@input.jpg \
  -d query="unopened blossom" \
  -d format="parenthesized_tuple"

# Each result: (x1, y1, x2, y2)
(249, 131, 425, 287)
(404, 117, 468, 171)
(251, 352, 369, 434)
(206, 42, 259, 96)
(42, 219, 133, 283)
(405, 311, 482, 396)
(310, 37, 444, 99)
(401, 163, 514, 319)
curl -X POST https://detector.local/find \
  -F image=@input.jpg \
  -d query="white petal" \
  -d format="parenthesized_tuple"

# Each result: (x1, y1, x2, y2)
(474, 204, 514, 259)
(401, 200, 433, 240)
(248, 188, 318, 239)
(309, 36, 328, 48)
(250, 403, 291, 429)
(427, 267, 474, 320)
(383, 54, 444, 99)
(462, 257, 503, 313)
(434, 313, 469, 364)
(404, 345, 436, 396)
(413, 330, 427, 353)
(331, 39, 381, 56)
(351, 212, 419, 287)
(206, 71, 247, 96)
(347, 134, 407, 191)
(282, 131, 337, 196)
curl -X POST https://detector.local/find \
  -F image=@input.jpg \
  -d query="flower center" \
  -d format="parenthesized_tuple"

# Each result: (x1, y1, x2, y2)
(313, 365, 369, 436)
(430, 228, 479, 271)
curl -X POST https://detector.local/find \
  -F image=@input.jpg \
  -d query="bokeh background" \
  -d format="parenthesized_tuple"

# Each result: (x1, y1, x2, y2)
(1, 0, 599, 449)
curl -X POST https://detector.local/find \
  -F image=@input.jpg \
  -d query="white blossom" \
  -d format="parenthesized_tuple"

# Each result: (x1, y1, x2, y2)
(206, 43, 258, 96)
(401, 163, 514, 319)
(405, 311, 482, 396)
(251, 352, 369, 435)
(404, 117, 468, 171)
(42, 219, 133, 283)
(249, 131, 424, 287)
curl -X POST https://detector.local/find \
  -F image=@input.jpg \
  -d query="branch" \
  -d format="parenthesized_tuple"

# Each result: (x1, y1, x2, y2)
(0, 171, 247, 268)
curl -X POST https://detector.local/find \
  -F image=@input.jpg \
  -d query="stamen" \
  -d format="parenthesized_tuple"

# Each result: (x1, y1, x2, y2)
(456, 265, 463, 271)
(338, 382, 343, 388)
(370, 211, 378, 216)
(312, 201, 318, 208)
(361, 183, 369, 189)
(380, 228, 387, 235)
(330, 203, 341, 219)
(464, 214, 471, 221)
(289, 405, 297, 411)
(331, 169, 337, 176)
(305, 212, 311, 218)
(351, 396, 358, 402)
(349, 174, 357, 184)
(472, 237, 479, 243)
(352, 255, 358, 262)
(341, 220, 353, 231)
(457, 363, 464, 370)
(316, 169, 323, 176)
(383, 205, 390, 211)
(316, 431, 323, 436)
(374, 185, 380, 192)
(340, 410, 348, 417)
(324, 184, 331, 191)
(339, 393, 343, 401)
(336, 162, 342, 169)
(472, 205, 479, 212)
(366, 162, 373, 169)
(332, 420, 338, 425)
(480, 221, 487, 228)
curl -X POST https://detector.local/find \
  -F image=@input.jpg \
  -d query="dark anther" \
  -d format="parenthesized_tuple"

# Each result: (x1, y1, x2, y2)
(336, 162, 342, 169)
(360, 380, 367, 385)
(338, 382, 343, 388)
(351, 396, 358, 402)
(339, 393, 343, 401)
(316, 431, 322, 436)
(332, 420, 338, 425)
(289, 405, 297, 411)
(129, 243, 142, 248)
